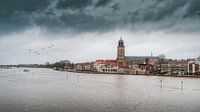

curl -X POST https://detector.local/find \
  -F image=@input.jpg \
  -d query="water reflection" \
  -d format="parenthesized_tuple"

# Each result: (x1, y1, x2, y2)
(0, 68, 200, 112)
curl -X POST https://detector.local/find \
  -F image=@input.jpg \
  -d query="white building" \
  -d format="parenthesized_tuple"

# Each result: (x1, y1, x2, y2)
(188, 59, 200, 75)
(195, 56, 200, 64)
(93, 60, 120, 74)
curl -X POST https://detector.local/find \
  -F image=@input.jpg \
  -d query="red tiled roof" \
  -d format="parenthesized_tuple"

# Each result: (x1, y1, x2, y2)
(149, 60, 157, 65)
(95, 60, 118, 66)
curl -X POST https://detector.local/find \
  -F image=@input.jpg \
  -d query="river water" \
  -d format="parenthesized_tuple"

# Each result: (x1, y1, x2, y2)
(0, 68, 200, 112)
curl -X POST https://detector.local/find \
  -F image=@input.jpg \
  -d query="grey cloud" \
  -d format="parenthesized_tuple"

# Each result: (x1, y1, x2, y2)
(29, 11, 116, 34)
(0, 0, 51, 34)
(123, 0, 200, 33)
(56, 0, 93, 10)
(0, 0, 200, 35)
(59, 12, 116, 32)
(95, 0, 112, 7)
(128, 0, 187, 22)
(184, 0, 200, 17)
(0, 0, 50, 17)
(111, 3, 120, 12)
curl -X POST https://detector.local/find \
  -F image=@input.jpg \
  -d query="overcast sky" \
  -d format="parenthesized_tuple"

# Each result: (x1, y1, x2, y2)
(0, 0, 200, 64)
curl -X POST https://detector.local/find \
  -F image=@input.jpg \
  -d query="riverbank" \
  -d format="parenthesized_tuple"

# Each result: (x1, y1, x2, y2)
(55, 69, 200, 78)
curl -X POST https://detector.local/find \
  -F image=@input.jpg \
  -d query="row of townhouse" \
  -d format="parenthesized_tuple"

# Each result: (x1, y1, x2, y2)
(167, 59, 192, 75)
(158, 57, 200, 75)
(72, 56, 200, 75)
(75, 62, 94, 71)
(129, 56, 200, 75)
(93, 60, 150, 75)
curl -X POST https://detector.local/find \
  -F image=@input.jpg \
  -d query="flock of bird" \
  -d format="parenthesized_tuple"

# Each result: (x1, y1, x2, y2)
(28, 44, 54, 55)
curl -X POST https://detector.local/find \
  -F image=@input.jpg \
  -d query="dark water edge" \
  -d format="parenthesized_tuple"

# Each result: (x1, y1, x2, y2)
(68, 70, 200, 79)
(0, 68, 200, 112)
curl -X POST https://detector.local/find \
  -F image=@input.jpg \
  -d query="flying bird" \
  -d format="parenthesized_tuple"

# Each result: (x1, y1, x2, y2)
(28, 49, 32, 53)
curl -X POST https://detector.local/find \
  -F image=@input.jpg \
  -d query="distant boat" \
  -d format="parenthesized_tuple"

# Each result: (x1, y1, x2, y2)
(23, 69, 30, 72)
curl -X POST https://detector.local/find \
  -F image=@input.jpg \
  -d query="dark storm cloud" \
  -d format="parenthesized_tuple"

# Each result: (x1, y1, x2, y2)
(0, 0, 50, 33)
(128, 0, 188, 22)
(0, 0, 200, 34)
(111, 3, 120, 12)
(30, 11, 116, 33)
(57, 0, 93, 10)
(59, 12, 114, 31)
(0, 0, 49, 17)
(95, 0, 112, 7)
(124, 0, 200, 33)
(184, 0, 200, 17)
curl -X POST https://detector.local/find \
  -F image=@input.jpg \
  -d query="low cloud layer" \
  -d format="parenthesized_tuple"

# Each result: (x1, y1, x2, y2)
(0, 27, 200, 64)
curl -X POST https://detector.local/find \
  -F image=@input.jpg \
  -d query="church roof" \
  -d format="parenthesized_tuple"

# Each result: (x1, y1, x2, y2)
(125, 56, 159, 61)
(125, 56, 159, 65)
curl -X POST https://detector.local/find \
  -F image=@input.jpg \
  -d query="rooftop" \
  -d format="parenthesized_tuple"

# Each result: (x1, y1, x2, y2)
(125, 56, 159, 60)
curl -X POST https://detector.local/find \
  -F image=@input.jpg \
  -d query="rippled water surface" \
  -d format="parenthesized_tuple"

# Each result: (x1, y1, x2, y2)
(0, 68, 200, 112)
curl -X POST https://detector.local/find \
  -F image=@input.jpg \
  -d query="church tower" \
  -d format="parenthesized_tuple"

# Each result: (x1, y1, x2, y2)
(117, 37, 125, 66)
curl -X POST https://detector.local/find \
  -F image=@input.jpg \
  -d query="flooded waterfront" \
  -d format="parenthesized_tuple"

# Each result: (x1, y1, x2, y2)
(0, 68, 200, 112)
